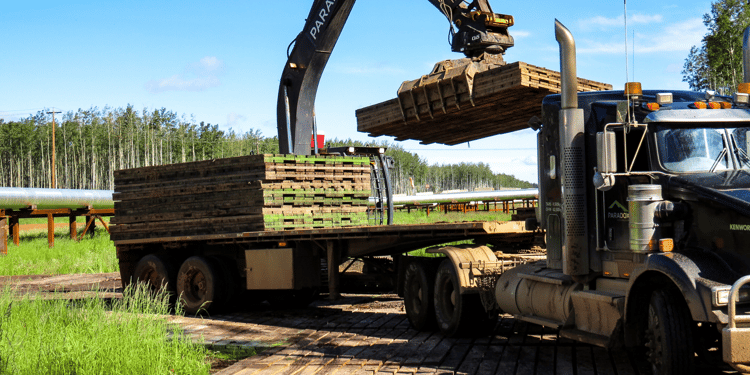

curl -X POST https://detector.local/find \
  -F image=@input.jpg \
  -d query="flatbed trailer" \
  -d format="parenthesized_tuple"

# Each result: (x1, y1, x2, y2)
(115, 220, 536, 313)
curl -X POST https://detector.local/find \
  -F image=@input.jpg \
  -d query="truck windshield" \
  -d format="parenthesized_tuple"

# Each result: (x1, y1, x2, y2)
(655, 126, 730, 173)
(729, 127, 750, 169)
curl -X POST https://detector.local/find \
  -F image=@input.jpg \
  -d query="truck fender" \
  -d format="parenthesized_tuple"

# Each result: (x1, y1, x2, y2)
(624, 253, 710, 344)
(426, 245, 498, 294)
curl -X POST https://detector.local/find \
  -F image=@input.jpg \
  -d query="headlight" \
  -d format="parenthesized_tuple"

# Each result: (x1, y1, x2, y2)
(713, 286, 750, 307)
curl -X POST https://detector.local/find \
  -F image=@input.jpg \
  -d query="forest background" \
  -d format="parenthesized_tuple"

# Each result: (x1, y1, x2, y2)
(6, 0, 749, 194)
(0, 107, 535, 195)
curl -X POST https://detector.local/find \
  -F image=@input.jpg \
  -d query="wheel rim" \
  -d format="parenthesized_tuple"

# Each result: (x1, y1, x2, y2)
(408, 281, 423, 314)
(143, 270, 162, 290)
(184, 268, 207, 303)
(438, 276, 456, 320)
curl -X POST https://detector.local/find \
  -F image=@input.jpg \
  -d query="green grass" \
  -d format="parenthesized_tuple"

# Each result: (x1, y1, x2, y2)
(0, 230, 117, 276)
(392, 210, 512, 225)
(0, 283, 210, 374)
(393, 210, 512, 257)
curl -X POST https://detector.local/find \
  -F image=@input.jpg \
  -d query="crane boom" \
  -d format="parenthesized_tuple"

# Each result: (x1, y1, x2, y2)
(277, 0, 513, 155)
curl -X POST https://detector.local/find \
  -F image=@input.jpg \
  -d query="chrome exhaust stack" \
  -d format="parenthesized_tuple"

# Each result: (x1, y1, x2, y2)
(554, 20, 589, 276)
(555, 20, 578, 109)
(743, 26, 750, 83)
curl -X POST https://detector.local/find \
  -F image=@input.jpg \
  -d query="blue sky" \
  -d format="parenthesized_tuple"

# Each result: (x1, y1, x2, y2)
(1, 1, 712, 184)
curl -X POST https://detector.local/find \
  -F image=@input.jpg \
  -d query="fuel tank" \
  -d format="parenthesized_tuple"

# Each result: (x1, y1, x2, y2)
(495, 263, 582, 326)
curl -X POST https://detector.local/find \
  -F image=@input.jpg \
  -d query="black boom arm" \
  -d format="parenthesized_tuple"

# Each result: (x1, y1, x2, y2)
(277, 0, 513, 155)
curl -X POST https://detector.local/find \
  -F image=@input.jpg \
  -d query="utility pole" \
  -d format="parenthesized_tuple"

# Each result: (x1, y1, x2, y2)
(47, 108, 61, 189)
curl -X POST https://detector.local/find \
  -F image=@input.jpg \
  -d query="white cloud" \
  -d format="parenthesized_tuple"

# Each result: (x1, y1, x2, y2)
(227, 112, 247, 126)
(638, 18, 704, 53)
(631, 14, 664, 24)
(146, 56, 224, 93)
(519, 155, 537, 166)
(578, 17, 703, 54)
(580, 13, 663, 30)
(195, 56, 223, 73)
(146, 74, 220, 93)
(512, 30, 531, 38)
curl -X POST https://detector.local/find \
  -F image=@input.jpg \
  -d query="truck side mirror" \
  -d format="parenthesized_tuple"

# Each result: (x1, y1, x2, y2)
(594, 131, 617, 191)
(597, 131, 617, 173)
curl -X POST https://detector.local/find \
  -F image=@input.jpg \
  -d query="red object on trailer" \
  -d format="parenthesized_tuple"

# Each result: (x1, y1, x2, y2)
(310, 132, 325, 148)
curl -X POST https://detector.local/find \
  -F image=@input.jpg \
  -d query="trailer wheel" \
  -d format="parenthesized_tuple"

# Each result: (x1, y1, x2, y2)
(645, 289, 695, 375)
(176, 256, 220, 315)
(434, 260, 496, 337)
(403, 261, 437, 331)
(133, 254, 176, 296)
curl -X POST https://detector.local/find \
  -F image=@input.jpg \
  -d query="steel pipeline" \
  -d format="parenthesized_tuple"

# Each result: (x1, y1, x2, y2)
(374, 189, 538, 206)
(0, 188, 114, 210)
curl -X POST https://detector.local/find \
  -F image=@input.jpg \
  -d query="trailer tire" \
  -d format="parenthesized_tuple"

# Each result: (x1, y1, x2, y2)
(403, 261, 437, 331)
(177, 256, 220, 315)
(133, 254, 176, 296)
(645, 289, 695, 375)
(434, 260, 495, 337)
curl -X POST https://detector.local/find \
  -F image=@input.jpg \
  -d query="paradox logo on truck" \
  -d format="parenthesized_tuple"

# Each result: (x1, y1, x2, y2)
(309, 0, 338, 41)
(607, 201, 629, 219)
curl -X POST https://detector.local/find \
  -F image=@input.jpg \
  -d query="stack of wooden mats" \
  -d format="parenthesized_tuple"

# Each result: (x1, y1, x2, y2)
(356, 61, 612, 145)
(110, 154, 372, 241)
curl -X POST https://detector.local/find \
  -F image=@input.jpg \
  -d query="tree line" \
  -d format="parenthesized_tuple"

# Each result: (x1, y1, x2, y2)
(683, 0, 750, 94)
(0, 107, 535, 194)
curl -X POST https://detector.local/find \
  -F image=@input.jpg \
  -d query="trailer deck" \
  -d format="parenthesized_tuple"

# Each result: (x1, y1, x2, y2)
(114, 220, 534, 258)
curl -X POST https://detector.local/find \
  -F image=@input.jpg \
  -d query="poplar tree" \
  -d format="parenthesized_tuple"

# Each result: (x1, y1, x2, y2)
(683, 0, 750, 94)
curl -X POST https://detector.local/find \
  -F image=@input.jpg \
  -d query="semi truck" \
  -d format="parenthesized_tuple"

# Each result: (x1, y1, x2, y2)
(111, 0, 750, 372)
(397, 20, 750, 375)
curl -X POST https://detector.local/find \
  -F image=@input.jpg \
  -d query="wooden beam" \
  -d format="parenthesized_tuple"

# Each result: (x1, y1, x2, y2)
(10, 217, 19, 246)
(0, 217, 7, 256)
(69, 214, 77, 240)
(47, 213, 54, 248)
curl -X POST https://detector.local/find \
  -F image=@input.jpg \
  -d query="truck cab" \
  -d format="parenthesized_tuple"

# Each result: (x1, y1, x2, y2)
(540, 87, 750, 282)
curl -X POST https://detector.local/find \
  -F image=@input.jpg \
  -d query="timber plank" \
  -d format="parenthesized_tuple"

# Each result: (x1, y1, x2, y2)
(534, 345, 555, 375)
(475, 344, 503, 375)
(356, 61, 611, 145)
(609, 349, 637, 375)
(575, 346, 596, 375)
(514, 345, 537, 375)
(555, 345, 575, 375)
(494, 344, 520, 375)
(421, 338, 453, 366)
(113, 153, 373, 241)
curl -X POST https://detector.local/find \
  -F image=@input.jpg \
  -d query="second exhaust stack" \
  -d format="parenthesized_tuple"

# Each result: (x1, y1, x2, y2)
(555, 20, 589, 277)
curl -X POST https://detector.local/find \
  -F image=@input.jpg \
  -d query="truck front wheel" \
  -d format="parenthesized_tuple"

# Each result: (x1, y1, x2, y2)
(403, 261, 437, 331)
(176, 256, 222, 315)
(645, 289, 695, 375)
(433, 260, 496, 337)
